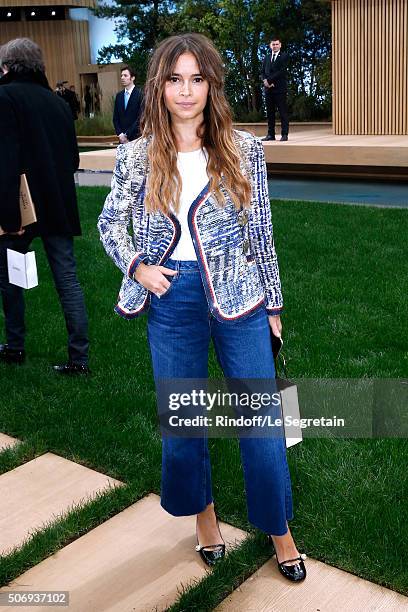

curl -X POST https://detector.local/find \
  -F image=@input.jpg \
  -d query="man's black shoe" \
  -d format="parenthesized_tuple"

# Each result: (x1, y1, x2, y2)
(262, 135, 276, 141)
(0, 344, 26, 365)
(53, 362, 90, 375)
(280, 135, 288, 141)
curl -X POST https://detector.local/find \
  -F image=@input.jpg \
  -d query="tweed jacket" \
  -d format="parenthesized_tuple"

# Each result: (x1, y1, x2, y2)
(97, 129, 284, 322)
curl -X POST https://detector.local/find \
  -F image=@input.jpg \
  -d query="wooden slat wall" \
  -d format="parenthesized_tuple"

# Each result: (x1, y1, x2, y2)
(0, 1, 96, 7)
(0, 20, 90, 91)
(332, 0, 408, 134)
(71, 18, 91, 68)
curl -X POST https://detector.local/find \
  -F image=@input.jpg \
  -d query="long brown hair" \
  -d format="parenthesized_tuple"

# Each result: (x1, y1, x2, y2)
(140, 33, 252, 214)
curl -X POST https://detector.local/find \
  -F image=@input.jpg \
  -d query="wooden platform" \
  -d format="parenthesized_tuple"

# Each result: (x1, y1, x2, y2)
(215, 555, 408, 612)
(259, 127, 408, 179)
(0, 446, 406, 610)
(0, 452, 123, 556)
(0, 433, 19, 451)
(79, 124, 408, 180)
(0, 493, 247, 612)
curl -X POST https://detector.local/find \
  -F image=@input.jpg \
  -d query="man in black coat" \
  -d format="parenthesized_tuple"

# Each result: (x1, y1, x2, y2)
(56, 81, 79, 120)
(261, 37, 290, 141)
(0, 38, 89, 374)
(113, 66, 143, 143)
(69, 85, 81, 118)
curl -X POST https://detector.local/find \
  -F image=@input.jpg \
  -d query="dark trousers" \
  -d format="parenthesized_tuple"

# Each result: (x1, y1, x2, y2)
(0, 232, 89, 364)
(265, 89, 289, 137)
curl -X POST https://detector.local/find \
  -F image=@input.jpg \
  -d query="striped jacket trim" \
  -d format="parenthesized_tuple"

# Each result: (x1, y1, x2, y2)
(97, 129, 284, 321)
(188, 184, 266, 321)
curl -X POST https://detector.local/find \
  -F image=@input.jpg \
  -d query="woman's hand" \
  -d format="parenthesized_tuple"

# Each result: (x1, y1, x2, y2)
(134, 262, 177, 296)
(268, 314, 282, 338)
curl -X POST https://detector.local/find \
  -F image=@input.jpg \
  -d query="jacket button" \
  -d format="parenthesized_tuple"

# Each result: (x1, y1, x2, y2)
(242, 239, 250, 252)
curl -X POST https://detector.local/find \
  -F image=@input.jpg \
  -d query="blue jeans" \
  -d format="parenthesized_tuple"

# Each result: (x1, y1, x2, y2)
(0, 232, 89, 364)
(147, 259, 293, 535)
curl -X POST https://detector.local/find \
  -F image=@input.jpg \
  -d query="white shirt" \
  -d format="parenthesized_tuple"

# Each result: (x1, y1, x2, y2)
(170, 147, 209, 261)
(125, 84, 135, 96)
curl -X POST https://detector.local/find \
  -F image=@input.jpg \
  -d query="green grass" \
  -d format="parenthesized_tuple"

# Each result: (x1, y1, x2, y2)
(0, 188, 407, 606)
(75, 112, 115, 136)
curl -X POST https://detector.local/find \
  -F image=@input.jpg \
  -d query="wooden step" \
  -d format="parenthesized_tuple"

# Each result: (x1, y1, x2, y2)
(0, 432, 19, 451)
(0, 452, 123, 556)
(0, 493, 247, 611)
(215, 555, 408, 611)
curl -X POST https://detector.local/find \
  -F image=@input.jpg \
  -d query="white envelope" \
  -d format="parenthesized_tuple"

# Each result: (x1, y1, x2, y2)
(277, 379, 303, 448)
(7, 249, 38, 289)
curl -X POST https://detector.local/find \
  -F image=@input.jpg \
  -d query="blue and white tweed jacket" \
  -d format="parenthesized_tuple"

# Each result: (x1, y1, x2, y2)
(97, 129, 284, 321)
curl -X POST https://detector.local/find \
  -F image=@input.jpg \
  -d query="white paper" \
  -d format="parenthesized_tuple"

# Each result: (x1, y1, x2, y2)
(7, 249, 38, 289)
(281, 384, 303, 448)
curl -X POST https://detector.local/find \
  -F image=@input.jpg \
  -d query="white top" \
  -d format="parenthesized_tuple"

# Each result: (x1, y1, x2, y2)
(170, 147, 209, 261)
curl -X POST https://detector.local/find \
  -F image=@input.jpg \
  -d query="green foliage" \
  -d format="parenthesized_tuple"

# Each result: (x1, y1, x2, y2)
(0, 190, 407, 600)
(92, 0, 332, 120)
(235, 109, 265, 123)
(75, 112, 115, 136)
(289, 93, 331, 121)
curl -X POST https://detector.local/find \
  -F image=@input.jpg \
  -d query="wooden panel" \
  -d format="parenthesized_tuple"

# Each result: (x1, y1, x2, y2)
(216, 555, 408, 612)
(71, 18, 91, 68)
(79, 129, 408, 172)
(0, 494, 247, 612)
(0, 432, 19, 451)
(0, 0, 95, 7)
(0, 453, 123, 556)
(332, 0, 408, 134)
(0, 19, 90, 93)
(97, 70, 120, 114)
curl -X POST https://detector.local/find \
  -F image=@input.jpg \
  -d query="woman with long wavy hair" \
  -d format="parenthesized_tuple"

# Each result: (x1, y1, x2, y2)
(98, 32, 307, 582)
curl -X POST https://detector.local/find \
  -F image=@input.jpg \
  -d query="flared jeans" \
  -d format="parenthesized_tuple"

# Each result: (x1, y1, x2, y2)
(147, 259, 293, 535)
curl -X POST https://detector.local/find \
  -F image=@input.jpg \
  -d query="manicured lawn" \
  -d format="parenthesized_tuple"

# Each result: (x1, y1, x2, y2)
(0, 187, 407, 605)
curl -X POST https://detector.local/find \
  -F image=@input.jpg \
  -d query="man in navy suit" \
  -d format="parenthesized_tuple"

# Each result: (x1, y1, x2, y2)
(113, 66, 143, 143)
(261, 37, 290, 141)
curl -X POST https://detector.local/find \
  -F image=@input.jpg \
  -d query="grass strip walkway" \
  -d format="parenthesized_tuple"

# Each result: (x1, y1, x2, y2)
(0, 438, 44, 475)
(0, 188, 407, 604)
(0, 482, 142, 585)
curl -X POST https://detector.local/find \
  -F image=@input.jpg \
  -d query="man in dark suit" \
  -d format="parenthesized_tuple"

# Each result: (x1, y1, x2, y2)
(0, 38, 89, 373)
(113, 66, 143, 143)
(56, 81, 79, 120)
(261, 37, 290, 141)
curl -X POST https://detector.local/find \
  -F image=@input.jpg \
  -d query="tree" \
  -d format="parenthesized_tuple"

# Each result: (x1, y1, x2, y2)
(270, 0, 332, 119)
(93, 1, 176, 85)
(93, 0, 332, 120)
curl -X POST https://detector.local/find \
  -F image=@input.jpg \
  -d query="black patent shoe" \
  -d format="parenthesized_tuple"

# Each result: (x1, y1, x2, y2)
(195, 515, 225, 566)
(53, 362, 90, 375)
(262, 134, 276, 141)
(0, 344, 26, 365)
(267, 535, 307, 582)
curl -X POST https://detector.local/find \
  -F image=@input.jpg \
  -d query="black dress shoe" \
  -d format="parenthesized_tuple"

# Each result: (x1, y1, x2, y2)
(0, 344, 26, 365)
(280, 135, 288, 141)
(267, 535, 307, 582)
(53, 362, 90, 375)
(195, 515, 225, 566)
(262, 134, 276, 141)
